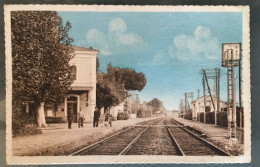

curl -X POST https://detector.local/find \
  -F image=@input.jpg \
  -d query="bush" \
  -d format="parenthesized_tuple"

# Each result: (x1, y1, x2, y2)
(198, 112, 204, 123)
(13, 124, 42, 138)
(217, 111, 228, 127)
(205, 112, 215, 124)
(184, 112, 192, 120)
(117, 112, 129, 120)
(12, 105, 42, 137)
(45, 117, 67, 124)
(216, 108, 243, 127)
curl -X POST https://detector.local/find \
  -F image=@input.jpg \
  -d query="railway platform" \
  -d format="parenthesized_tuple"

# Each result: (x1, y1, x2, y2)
(12, 117, 158, 156)
(173, 117, 244, 155)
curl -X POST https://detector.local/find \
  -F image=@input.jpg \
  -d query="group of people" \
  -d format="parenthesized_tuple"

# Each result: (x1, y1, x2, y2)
(93, 107, 112, 127)
(67, 107, 85, 129)
(67, 106, 112, 129)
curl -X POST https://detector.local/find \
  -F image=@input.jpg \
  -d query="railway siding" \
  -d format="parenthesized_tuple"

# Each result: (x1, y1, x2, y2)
(168, 119, 230, 156)
(173, 117, 244, 155)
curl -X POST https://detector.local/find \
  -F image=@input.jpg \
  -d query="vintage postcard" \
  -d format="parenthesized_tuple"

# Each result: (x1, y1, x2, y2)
(5, 5, 250, 164)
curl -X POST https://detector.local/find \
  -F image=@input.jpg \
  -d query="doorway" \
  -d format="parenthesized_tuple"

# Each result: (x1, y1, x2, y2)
(67, 96, 78, 123)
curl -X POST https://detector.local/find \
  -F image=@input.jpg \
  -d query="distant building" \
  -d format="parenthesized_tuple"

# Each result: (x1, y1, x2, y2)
(44, 46, 98, 123)
(109, 102, 125, 119)
(191, 96, 227, 120)
(156, 110, 162, 117)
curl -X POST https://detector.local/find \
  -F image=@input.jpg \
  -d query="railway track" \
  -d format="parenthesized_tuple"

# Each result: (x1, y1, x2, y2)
(126, 118, 181, 155)
(70, 117, 230, 156)
(70, 118, 164, 155)
(166, 118, 231, 156)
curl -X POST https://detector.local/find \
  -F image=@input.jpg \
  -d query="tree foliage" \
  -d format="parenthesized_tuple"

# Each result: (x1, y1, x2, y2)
(96, 57, 100, 72)
(96, 72, 125, 110)
(147, 98, 163, 114)
(107, 63, 146, 91)
(11, 11, 73, 129)
(96, 64, 146, 110)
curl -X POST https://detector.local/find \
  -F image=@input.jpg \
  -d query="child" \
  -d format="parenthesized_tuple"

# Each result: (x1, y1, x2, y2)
(105, 113, 112, 127)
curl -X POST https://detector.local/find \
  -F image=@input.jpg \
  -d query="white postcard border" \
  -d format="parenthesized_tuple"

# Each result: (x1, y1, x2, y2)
(5, 5, 251, 164)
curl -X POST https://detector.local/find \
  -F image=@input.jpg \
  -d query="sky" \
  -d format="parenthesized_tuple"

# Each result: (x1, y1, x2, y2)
(58, 12, 242, 110)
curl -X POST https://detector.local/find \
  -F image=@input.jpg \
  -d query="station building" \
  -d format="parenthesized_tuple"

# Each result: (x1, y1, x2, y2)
(44, 46, 98, 123)
(191, 96, 227, 120)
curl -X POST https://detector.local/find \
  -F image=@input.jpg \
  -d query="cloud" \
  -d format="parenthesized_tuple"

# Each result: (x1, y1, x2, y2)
(169, 26, 220, 60)
(108, 18, 127, 33)
(84, 18, 145, 56)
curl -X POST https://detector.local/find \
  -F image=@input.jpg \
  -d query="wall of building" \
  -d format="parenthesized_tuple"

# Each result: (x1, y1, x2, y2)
(191, 96, 227, 120)
(44, 47, 98, 123)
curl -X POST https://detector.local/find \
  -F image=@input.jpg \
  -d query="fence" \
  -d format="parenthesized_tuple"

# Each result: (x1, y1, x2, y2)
(188, 110, 243, 128)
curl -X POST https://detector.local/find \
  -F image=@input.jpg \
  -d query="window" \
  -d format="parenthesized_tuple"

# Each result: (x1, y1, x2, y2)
(70, 65, 76, 81)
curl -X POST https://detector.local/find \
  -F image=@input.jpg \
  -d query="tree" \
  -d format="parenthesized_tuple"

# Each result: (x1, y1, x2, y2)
(107, 63, 146, 91)
(147, 98, 163, 114)
(96, 64, 146, 111)
(96, 57, 100, 72)
(96, 72, 125, 110)
(11, 11, 73, 128)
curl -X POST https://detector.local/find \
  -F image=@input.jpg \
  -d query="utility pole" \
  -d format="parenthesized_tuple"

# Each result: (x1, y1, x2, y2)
(185, 93, 188, 115)
(129, 95, 132, 115)
(180, 99, 185, 118)
(217, 69, 220, 122)
(203, 73, 206, 123)
(239, 55, 243, 128)
(136, 94, 139, 113)
(201, 68, 220, 125)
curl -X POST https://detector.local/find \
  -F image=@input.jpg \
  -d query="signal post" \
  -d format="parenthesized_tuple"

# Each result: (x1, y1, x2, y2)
(222, 43, 241, 139)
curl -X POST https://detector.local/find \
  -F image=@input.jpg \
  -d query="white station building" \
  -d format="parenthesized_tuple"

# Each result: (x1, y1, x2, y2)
(44, 46, 98, 123)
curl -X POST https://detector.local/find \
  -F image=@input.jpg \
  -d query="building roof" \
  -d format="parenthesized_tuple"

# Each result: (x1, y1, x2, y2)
(191, 95, 226, 104)
(71, 46, 98, 52)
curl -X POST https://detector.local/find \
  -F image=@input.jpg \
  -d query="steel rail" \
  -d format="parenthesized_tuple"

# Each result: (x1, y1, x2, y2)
(119, 126, 149, 155)
(170, 118, 231, 156)
(164, 120, 185, 156)
(120, 118, 167, 155)
(131, 125, 183, 128)
(69, 127, 136, 156)
(69, 118, 164, 156)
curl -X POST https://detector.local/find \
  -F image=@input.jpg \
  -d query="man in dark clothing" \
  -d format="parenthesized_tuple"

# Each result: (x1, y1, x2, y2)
(67, 106, 73, 129)
(93, 107, 100, 127)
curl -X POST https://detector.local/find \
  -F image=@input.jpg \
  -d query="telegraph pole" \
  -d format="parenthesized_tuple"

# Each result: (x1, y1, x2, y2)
(185, 93, 188, 115)
(200, 68, 220, 124)
(239, 56, 243, 128)
(217, 69, 220, 121)
(203, 74, 206, 123)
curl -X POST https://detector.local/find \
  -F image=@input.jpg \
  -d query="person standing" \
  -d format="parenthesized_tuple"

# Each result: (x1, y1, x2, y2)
(93, 107, 100, 127)
(78, 107, 85, 128)
(67, 106, 73, 129)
